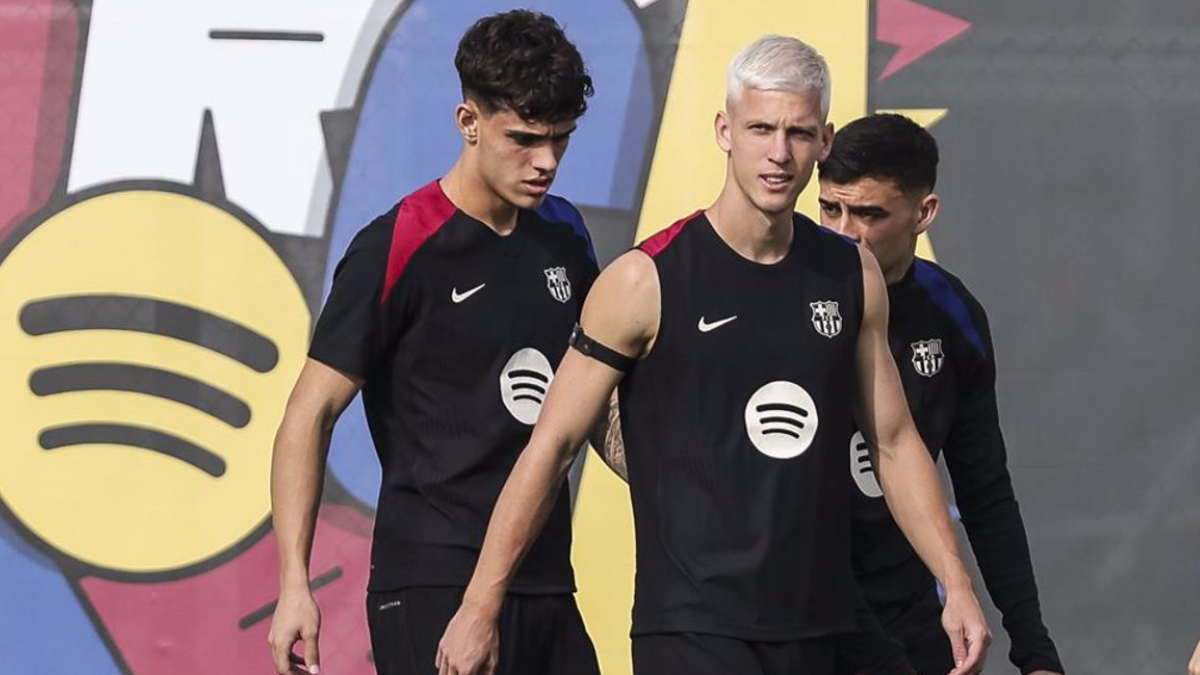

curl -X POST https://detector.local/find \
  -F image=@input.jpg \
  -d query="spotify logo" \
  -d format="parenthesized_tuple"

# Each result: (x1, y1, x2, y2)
(849, 431, 882, 498)
(23, 296, 275, 477)
(0, 188, 309, 574)
(744, 380, 818, 459)
(500, 348, 554, 425)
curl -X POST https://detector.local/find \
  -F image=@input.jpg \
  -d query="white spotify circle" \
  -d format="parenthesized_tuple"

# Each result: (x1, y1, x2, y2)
(744, 380, 818, 459)
(500, 348, 554, 425)
(849, 431, 883, 498)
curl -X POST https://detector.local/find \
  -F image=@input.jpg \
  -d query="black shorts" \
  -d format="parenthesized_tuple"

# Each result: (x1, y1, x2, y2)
(366, 587, 600, 675)
(633, 633, 836, 675)
(834, 590, 952, 675)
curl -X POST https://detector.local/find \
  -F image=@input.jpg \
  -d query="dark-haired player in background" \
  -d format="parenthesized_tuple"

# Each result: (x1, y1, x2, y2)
(267, 11, 602, 675)
(819, 114, 1064, 675)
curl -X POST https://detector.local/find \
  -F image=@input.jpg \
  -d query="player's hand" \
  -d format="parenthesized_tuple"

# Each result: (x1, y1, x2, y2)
(1188, 637, 1200, 675)
(437, 600, 500, 675)
(941, 586, 991, 675)
(268, 588, 321, 674)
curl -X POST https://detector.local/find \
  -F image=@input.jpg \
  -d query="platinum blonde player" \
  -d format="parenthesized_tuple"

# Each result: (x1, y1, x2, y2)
(439, 35, 992, 675)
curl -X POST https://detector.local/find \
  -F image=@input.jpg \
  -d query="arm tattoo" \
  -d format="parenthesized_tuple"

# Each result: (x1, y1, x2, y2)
(589, 391, 627, 482)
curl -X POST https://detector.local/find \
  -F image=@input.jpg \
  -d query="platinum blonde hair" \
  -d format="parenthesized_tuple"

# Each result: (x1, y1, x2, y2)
(727, 35, 831, 119)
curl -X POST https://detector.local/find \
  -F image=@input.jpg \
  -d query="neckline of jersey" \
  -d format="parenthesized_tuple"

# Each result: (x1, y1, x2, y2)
(434, 178, 525, 242)
(696, 211, 805, 273)
(887, 260, 921, 298)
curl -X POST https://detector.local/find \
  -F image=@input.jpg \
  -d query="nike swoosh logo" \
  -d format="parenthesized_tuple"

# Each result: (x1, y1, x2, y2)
(451, 283, 486, 303)
(698, 315, 737, 332)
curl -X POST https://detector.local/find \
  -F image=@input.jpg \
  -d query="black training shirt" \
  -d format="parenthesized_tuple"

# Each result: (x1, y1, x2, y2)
(309, 180, 598, 593)
(843, 259, 1062, 674)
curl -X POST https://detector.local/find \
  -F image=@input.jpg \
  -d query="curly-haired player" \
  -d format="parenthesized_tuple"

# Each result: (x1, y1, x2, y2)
(267, 11, 601, 675)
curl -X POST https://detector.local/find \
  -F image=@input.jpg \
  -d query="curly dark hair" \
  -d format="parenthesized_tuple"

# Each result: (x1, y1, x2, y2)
(819, 113, 939, 196)
(455, 10, 593, 123)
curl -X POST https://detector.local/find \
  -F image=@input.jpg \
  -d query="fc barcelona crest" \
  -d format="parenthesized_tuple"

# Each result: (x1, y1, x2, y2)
(544, 266, 572, 303)
(810, 301, 842, 338)
(911, 339, 944, 377)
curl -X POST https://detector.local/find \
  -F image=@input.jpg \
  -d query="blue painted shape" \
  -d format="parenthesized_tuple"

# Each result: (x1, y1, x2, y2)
(0, 516, 121, 673)
(912, 259, 988, 359)
(537, 194, 595, 262)
(550, 2, 654, 209)
(324, 0, 652, 507)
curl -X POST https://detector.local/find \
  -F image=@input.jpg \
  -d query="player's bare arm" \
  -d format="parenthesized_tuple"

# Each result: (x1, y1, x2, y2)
(852, 246, 991, 675)
(267, 359, 362, 675)
(436, 250, 658, 675)
(586, 391, 628, 481)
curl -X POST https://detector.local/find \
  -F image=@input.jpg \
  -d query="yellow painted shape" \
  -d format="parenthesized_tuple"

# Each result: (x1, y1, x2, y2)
(571, 451, 636, 663)
(876, 108, 948, 261)
(0, 190, 309, 574)
(916, 227, 938, 261)
(876, 107, 947, 129)
(573, 3, 871, 674)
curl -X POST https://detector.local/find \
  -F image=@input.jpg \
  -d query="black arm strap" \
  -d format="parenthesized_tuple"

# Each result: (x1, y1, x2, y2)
(569, 323, 636, 373)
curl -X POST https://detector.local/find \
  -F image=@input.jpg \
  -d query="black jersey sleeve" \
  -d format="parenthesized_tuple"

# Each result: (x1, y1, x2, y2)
(308, 209, 405, 380)
(942, 303, 1064, 674)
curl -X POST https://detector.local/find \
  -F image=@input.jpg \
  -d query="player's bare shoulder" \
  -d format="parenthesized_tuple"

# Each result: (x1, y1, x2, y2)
(580, 249, 661, 358)
(597, 248, 659, 300)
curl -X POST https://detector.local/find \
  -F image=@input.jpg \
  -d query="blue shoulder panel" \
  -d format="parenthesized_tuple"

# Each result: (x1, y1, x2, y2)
(537, 195, 596, 263)
(912, 259, 988, 359)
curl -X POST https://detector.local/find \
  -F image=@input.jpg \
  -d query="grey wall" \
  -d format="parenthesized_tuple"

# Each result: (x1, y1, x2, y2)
(873, 2, 1200, 672)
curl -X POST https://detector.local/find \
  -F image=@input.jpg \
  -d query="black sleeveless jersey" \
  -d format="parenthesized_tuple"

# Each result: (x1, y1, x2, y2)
(619, 211, 864, 640)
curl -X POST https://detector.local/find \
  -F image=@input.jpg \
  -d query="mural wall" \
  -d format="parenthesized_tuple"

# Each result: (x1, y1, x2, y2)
(1, 1, 1197, 674)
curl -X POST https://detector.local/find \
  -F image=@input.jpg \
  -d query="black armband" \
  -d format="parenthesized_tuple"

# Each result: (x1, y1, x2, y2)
(569, 323, 635, 373)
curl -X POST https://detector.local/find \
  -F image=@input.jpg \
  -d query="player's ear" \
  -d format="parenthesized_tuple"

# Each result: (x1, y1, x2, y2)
(456, 100, 481, 145)
(914, 192, 940, 236)
(715, 110, 732, 153)
(818, 122, 835, 162)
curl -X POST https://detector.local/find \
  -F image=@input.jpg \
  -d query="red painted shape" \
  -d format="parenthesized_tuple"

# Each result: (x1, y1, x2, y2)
(79, 504, 376, 675)
(0, 0, 79, 240)
(876, 0, 971, 81)
(382, 179, 457, 305)
(639, 210, 703, 258)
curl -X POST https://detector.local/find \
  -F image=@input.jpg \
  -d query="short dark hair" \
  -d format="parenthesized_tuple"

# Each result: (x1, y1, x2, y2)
(819, 113, 939, 196)
(455, 10, 593, 123)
